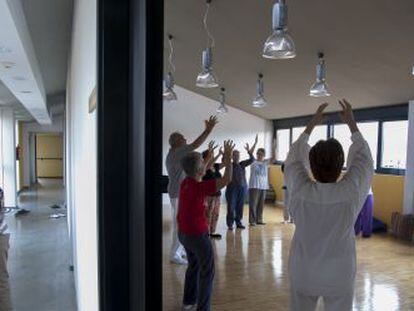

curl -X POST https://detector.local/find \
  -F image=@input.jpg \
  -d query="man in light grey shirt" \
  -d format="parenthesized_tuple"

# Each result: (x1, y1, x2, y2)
(0, 187, 12, 310)
(166, 116, 218, 264)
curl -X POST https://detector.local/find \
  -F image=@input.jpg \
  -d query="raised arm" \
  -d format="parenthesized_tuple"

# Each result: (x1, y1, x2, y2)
(241, 135, 258, 167)
(216, 140, 235, 190)
(285, 103, 329, 192)
(204, 141, 218, 168)
(340, 99, 374, 207)
(190, 116, 218, 150)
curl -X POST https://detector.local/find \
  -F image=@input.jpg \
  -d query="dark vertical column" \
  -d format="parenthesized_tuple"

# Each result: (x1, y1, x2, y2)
(144, 0, 164, 309)
(98, 0, 163, 310)
(97, 0, 131, 309)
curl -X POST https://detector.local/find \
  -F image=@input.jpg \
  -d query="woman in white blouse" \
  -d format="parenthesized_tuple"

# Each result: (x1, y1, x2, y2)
(285, 100, 374, 311)
(248, 148, 275, 226)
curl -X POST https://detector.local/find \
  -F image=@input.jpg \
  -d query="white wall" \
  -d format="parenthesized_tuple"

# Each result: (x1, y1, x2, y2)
(0, 108, 16, 207)
(163, 86, 273, 203)
(66, 0, 98, 310)
(403, 100, 414, 215)
(21, 114, 64, 187)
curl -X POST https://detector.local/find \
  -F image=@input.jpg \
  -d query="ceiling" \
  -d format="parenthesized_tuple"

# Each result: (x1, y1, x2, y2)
(0, 80, 17, 105)
(165, 0, 414, 119)
(21, 0, 72, 96)
(0, 0, 72, 122)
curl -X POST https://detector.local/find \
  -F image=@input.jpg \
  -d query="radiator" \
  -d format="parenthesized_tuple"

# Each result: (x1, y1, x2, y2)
(391, 212, 414, 241)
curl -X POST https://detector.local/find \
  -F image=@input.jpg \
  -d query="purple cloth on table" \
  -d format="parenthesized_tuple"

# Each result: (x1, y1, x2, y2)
(354, 194, 374, 237)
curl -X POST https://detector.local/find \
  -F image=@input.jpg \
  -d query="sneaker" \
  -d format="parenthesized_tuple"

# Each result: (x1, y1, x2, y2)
(209, 233, 222, 239)
(249, 223, 256, 227)
(170, 255, 188, 265)
(257, 222, 266, 225)
(182, 304, 197, 311)
(15, 209, 30, 217)
(228, 226, 234, 230)
(236, 224, 246, 230)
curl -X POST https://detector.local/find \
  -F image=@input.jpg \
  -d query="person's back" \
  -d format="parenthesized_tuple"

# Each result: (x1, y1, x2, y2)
(285, 101, 374, 311)
(289, 180, 364, 296)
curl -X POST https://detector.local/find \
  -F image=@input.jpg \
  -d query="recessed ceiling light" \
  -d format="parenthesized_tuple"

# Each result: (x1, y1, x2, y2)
(12, 76, 26, 81)
(0, 61, 15, 69)
(0, 46, 12, 53)
(21, 90, 32, 94)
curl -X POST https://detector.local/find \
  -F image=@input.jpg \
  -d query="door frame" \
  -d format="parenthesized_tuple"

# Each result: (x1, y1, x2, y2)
(97, 0, 163, 310)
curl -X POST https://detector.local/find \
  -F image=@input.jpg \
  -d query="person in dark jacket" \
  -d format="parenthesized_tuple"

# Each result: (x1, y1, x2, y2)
(226, 135, 258, 230)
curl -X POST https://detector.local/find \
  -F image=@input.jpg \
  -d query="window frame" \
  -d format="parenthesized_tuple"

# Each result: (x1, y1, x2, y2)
(273, 104, 409, 175)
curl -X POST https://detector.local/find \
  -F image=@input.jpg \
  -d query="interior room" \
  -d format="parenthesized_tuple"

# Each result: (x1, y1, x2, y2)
(0, 0, 413, 310)
(162, 0, 414, 310)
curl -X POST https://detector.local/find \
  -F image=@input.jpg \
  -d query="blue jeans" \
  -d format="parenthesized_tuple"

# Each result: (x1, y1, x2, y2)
(178, 232, 215, 311)
(225, 185, 247, 227)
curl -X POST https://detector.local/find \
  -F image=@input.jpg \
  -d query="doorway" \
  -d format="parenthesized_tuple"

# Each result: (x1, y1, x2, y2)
(35, 133, 64, 179)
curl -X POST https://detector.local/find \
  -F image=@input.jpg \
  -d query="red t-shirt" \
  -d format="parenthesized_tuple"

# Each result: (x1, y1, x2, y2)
(177, 177, 217, 235)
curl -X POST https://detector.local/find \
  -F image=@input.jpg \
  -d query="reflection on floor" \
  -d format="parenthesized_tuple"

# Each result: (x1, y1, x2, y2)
(163, 204, 414, 311)
(6, 178, 76, 311)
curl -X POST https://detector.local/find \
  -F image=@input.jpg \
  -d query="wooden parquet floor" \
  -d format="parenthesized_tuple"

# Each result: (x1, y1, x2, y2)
(163, 205, 414, 311)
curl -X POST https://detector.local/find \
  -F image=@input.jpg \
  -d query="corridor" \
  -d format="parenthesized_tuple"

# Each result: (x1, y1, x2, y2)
(6, 179, 76, 311)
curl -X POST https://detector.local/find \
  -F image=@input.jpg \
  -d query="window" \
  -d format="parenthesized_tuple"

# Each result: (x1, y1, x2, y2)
(292, 125, 327, 147)
(276, 129, 290, 161)
(381, 120, 408, 169)
(333, 122, 378, 167)
(292, 126, 305, 143)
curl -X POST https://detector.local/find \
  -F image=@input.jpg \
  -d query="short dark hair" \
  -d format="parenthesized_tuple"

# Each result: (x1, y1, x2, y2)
(181, 152, 204, 177)
(309, 139, 344, 183)
(257, 148, 265, 154)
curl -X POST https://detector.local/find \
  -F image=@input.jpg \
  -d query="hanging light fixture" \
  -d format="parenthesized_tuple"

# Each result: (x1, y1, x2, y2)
(163, 34, 178, 101)
(196, 0, 219, 88)
(216, 87, 228, 113)
(252, 73, 268, 108)
(263, 0, 296, 59)
(310, 52, 331, 97)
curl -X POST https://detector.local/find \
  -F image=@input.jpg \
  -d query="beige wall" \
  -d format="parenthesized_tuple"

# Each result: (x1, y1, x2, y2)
(269, 165, 404, 227)
(36, 134, 63, 178)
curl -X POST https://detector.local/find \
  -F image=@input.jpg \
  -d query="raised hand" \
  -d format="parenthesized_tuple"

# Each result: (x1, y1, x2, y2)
(244, 143, 251, 153)
(339, 99, 358, 133)
(244, 134, 258, 155)
(223, 140, 235, 163)
(208, 140, 218, 153)
(204, 141, 218, 164)
(314, 102, 329, 124)
(305, 103, 329, 135)
(205, 116, 218, 132)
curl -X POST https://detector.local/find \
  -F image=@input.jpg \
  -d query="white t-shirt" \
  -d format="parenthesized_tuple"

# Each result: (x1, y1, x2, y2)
(285, 131, 374, 296)
(249, 160, 270, 190)
(166, 145, 193, 199)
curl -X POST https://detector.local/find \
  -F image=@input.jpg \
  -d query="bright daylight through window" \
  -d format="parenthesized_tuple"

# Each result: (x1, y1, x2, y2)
(334, 122, 378, 168)
(381, 121, 408, 169)
(292, 125, 327, 147)
(276, 129, 290, 161)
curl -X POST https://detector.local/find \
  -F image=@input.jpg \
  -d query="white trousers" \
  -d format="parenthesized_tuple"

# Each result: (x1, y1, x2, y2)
(169, 198, 185, 259)
(0, 234, 11, 311)
(290, 289, 353, 311)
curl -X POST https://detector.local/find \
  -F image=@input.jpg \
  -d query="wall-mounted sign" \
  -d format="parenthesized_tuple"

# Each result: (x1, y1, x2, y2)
(89, 86, 97, 113)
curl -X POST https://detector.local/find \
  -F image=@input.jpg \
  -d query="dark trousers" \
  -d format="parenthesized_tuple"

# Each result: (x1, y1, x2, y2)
(355, 194, 374, 237)
(249, 188, 266, 224)
(178, 232, 215, 311)
(225, 185, 247, 227)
